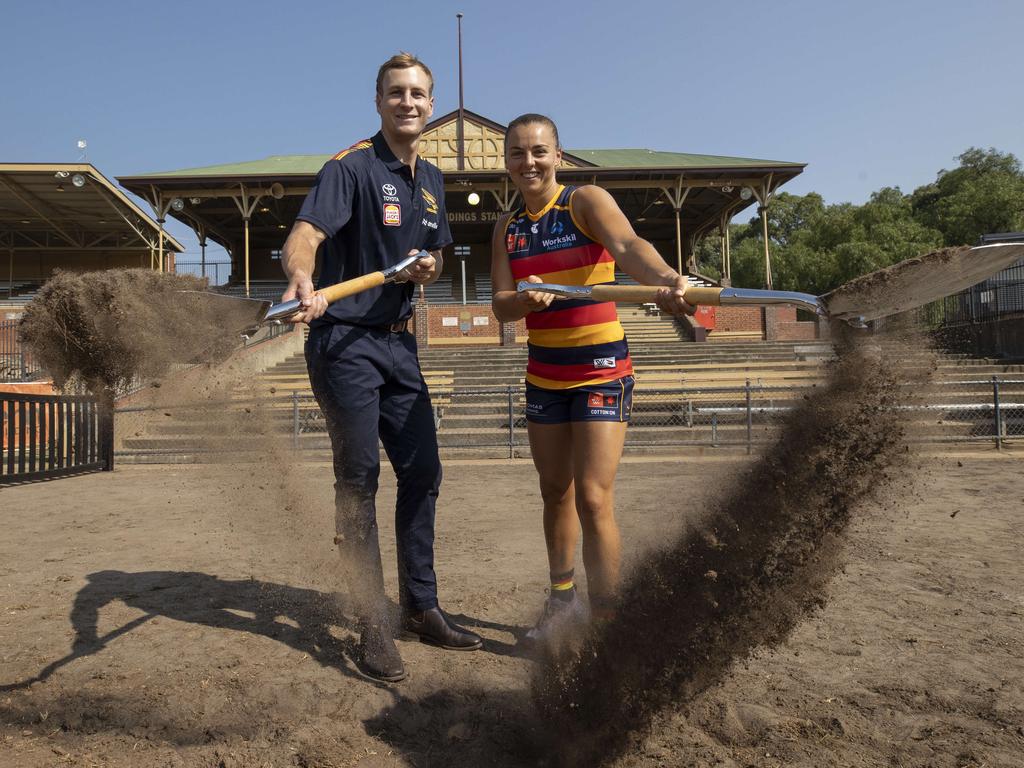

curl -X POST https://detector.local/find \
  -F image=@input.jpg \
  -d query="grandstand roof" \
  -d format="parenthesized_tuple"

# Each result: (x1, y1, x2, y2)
(116, 109, 804, 277)
(0, 163, 184, 255)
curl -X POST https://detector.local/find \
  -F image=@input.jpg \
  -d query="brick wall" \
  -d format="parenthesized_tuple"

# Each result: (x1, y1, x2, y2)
(708, 306, 818, 341)
(417, 303, 501, 344)
(713, 306, 764, 336)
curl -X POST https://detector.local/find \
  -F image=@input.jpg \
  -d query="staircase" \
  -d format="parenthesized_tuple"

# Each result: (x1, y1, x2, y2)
(115, 314, 1024, 461)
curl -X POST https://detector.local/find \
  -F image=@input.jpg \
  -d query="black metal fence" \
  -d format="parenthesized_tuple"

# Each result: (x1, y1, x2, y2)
(1, 391, 113, 482)
(1, 319, 43, 382)
(112, 379, 1024, 462)
(173, 261, 232, 286)
(925, 256, 1024, 327)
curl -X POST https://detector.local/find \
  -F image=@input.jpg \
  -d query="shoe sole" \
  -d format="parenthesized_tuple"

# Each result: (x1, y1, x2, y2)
(400, 629, 483, 651)
(351, 662, 408, 684)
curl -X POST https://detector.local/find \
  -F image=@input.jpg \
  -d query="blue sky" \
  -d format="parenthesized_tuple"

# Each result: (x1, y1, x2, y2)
(4, 0, 1022, 261)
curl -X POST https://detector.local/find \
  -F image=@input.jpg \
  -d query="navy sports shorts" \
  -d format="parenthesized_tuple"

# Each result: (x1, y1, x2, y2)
(525, 376, 635, 424)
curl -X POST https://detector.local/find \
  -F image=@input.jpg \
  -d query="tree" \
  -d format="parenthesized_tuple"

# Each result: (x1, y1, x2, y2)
(911, 148, 1024, 246)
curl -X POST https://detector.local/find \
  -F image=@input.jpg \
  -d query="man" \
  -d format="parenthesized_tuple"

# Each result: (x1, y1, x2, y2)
(280, 52, 481, 683)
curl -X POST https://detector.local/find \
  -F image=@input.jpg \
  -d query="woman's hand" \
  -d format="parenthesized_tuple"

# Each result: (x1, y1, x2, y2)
(516, 275, 556, 312)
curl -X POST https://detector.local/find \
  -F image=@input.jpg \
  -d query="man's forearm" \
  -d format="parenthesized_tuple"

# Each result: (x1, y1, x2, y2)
(281, 222, 324, 282)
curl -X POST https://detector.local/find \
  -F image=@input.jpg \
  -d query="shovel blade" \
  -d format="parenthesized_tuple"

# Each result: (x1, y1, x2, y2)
(178, 291, 272, 337)
(822, 242, 1024, 323)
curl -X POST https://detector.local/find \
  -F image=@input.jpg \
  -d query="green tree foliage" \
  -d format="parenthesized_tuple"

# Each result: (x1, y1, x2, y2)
(690, 146, 1024, 293)
(910, 147, 1024, 246)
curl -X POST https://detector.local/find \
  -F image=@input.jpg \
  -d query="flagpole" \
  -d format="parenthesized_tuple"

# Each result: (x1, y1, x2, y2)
(457, 12, 465, 171)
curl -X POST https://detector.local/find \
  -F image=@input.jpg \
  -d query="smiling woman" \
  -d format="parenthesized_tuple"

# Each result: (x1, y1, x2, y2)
(489, 113, 696, 653)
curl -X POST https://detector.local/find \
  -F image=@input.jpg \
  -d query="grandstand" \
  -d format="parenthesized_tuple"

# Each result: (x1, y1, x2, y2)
(111, 304, 1024, 462)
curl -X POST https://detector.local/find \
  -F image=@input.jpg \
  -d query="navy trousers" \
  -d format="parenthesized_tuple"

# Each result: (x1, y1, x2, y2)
(306, 322, 442, 617)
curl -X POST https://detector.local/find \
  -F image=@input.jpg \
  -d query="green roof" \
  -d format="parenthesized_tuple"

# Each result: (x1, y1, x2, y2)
(136, 149, 801, 178)
(138, 155, 335, 177)
(569, 148, 802, 168)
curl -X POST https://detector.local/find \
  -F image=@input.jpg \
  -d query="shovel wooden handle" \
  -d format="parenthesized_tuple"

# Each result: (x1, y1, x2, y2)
(588, 284, 725, 305)
(317, 271, 388, 304)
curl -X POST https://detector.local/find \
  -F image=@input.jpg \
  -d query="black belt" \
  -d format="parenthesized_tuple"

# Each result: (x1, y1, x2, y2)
(320, 318, 410, 334)
(379, 318, 410, 333)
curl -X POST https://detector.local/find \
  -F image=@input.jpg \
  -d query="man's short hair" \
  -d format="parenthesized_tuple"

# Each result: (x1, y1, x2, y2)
(376, 52, 434, 95)
(505, 113, 561, 150)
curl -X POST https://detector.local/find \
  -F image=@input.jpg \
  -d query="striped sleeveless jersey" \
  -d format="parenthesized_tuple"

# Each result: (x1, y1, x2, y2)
(504, 185, 633, 389)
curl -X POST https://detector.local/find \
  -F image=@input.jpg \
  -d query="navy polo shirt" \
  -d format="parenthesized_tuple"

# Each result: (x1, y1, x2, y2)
(296, 131, 452, 327)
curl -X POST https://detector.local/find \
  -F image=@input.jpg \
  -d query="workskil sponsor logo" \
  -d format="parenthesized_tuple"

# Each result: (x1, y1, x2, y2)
(541, 232, 577, 249)
(383, 203, 401, 226)
(593, 357, 616, 369)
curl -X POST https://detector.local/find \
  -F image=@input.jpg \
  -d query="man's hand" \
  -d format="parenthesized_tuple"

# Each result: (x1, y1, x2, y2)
(516, 274, 556, 313)
(281, 273, 328, 324)
(396, 249, 438, 284)
(655, 274, 696, 317)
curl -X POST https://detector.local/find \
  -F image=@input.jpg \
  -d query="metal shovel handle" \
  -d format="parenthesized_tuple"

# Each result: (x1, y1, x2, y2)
(264, 251, 429, 324)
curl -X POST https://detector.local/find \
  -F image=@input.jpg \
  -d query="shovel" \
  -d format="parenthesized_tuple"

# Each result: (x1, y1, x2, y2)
(516, 242, 1024, 327)
(187, 250, 429, 338)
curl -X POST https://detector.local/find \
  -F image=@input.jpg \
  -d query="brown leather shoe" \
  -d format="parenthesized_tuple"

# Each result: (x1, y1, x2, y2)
(403, 607, 482, 651)
(355, 624, 407, 682)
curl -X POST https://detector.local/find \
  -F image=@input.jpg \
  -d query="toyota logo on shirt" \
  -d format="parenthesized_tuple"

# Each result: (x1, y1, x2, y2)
(381, 183, 400, 202)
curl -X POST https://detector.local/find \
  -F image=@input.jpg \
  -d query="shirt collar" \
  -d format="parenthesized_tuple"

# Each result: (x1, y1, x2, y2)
(372, 131, 419, 173)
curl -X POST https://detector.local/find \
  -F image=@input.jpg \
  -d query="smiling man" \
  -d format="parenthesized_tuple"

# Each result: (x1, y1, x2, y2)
(280, 53, 482, 684)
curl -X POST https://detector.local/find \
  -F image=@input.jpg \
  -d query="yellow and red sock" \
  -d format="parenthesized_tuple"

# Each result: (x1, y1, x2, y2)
(550, 569, 575, 601)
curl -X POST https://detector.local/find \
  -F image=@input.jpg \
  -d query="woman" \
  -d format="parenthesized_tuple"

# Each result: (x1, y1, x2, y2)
(490, 113, 692, 648)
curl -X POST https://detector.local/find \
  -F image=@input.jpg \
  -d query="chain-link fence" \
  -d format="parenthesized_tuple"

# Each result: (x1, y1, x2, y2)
(113, 379, 1024, 462)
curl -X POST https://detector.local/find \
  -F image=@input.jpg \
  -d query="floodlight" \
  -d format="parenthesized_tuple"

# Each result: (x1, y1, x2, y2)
(170, 197, 185, 212)
(740, 187, 753, 201)
(77, 139, 88, 150)
(71, 173, 86, 188)
(269, 182, 285, 200)
(467, 192, 480, 206)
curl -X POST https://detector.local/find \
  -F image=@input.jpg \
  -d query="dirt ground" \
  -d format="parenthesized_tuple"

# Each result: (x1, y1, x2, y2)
(1, 452, 1022, 768)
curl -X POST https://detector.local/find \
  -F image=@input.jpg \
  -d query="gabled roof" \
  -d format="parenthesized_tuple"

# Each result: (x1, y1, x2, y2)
(126, 108, 802, 180)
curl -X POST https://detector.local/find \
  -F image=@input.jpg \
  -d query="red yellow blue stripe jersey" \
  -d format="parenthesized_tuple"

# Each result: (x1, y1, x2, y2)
(504, 185, 633, 390)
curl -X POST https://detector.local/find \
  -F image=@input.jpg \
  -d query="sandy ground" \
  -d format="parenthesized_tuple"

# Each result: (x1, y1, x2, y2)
(1, 453, 1022, 767)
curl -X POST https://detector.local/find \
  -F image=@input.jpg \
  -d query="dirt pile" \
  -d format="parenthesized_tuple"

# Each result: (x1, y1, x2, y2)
(535, 327, 936, 766)
(17, 269, 242, 392)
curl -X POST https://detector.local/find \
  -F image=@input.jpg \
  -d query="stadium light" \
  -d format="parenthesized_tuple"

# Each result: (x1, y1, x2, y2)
(467, 192, 480, 206)
(170, 197, 185, 212)
(740, 187, 754, 201)
(71, 173, 86, 188)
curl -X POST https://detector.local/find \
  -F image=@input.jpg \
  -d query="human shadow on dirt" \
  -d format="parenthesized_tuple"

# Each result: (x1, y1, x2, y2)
(1, 569, 368, 692)
(1, 570, 516, 694)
